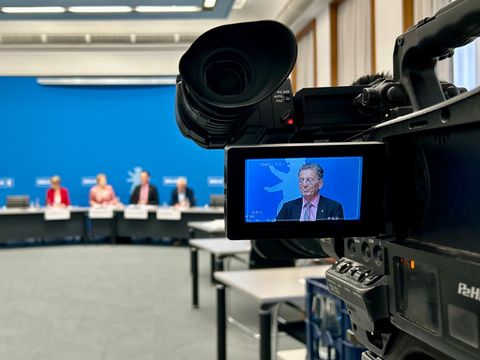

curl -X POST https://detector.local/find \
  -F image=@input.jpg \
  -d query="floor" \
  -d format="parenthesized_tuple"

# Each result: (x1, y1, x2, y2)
(0, 244, 302, 360)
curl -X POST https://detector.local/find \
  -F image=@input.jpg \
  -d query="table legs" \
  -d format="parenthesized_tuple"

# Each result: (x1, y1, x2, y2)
(111, 215, 118, 244)
(210, 254, 216, 283)
(259, 304, 274, 360)
(191, 247, 199, 308)
(211, 254, 224, 283)
(216, 283, 276, 360)
(193, 249, 225, 308)
(82, 214, 88, 243)
(217, 284, 227, 360)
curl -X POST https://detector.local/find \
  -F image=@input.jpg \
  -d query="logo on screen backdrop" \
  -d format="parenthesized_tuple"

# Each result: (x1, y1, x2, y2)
(35, 177, 51, 188)
(263, 158, 306, 214)
(81, 177, 97, 187)
(163, 176, 181, 187)
(127, 166, 143, 193)
(207, 176, 224, 187)
(0, 177, 14, 189)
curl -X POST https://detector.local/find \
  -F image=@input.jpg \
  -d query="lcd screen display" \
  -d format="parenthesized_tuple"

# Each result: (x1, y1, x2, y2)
(245, 156, 363, 223)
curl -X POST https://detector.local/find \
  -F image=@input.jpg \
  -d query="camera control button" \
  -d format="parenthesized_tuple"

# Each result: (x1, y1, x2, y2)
(336, 262, 350, 274)
(347, 267, 358, 279)
(281, 111, 295, 126)
(352, 268, 370, 282)
(333, 262, 342, 272)
(364, 274, 381, 286)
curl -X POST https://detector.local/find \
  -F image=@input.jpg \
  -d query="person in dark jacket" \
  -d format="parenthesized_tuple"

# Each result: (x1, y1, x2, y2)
(130, 170, 159, 205)
(170, 177, 196, 208)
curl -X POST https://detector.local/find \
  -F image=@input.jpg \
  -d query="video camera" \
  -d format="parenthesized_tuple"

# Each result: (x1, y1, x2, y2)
(175, 0, 480, 359)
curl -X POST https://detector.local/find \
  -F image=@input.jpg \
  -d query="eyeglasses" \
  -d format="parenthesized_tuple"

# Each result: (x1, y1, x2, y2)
(298, 178, 319, 185)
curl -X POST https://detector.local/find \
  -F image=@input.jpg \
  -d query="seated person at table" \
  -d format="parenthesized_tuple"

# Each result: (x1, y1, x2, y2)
(129, 170, 159, 205)
(170, 177, 196, 208)
(89, 173, 119, 206)
(46, 175, 71, 207)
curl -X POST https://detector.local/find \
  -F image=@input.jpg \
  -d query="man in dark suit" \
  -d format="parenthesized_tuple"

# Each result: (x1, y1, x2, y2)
(170, 177, 196, 207)
(276, 163, 343, 221)
(130, 170, 159, 205)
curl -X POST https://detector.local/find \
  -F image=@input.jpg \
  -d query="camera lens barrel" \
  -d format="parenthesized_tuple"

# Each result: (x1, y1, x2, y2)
(176, 20, 297, 147)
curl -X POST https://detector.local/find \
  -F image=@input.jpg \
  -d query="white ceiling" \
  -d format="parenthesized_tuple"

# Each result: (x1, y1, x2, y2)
(0, 0, 330, 76)
(0, 0, 301, 35)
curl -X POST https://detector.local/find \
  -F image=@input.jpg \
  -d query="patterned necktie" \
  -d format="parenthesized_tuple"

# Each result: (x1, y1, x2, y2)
(303, 202, 312, 221)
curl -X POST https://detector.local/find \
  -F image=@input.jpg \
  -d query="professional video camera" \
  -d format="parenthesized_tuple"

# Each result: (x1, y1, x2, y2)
(175, 0, 480, 359)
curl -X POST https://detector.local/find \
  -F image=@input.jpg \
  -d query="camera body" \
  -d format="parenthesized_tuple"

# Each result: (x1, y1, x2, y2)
(175, 1, 480, 359)
(325, 87, 480, 359)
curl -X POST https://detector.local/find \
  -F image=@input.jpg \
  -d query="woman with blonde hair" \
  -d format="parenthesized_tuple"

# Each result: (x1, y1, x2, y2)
(46, 175, 71, 207)
(89, 173, 119, 206)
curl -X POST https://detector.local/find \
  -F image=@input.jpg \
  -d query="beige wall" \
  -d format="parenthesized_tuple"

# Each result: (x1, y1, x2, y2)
(289, 1, 330, 88)
(292, 0, 404, 87)
(315, 7, 331, 86)
(0, 48, 184, 76)
(375, 0, 403, 75)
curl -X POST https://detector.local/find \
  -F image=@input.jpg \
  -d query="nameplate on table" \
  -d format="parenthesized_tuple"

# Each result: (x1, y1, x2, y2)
(124, 207, 149, 220)
(44, 208, 71, 221)
(156, 208, 181, 221)
(88, 207, 114, 219)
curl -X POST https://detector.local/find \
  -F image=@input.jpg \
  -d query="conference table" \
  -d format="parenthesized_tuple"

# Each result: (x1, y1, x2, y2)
(214, 266, 330, 360)
(189, 238, 251, 308)
(187, 218, 226, 238)
(0, 207, 88, 242)
(113, 206, 224, 242)
(0, 206, 224, 244)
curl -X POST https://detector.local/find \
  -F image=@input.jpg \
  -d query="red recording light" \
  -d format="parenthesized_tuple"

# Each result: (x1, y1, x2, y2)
(287, 118, 294, 125)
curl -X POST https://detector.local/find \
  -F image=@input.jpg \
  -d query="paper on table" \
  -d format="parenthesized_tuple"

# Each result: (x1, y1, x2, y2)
(124, 207, 149, 220)
(88, 207, 114, 219)
(156, 207, 181, 221)
(44, 208, 71, 221)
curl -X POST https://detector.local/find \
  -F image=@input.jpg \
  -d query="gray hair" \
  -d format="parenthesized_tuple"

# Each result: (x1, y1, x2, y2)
(177, 177, 187, 186)
(298, 163, 324, 179)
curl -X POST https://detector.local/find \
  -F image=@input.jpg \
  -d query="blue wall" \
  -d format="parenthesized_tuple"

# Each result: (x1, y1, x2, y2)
(0, 77, 224, 206)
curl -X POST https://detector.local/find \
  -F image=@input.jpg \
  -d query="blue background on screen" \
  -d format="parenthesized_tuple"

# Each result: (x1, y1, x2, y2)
(0, 77, 224, 206)
(245, 157, 363, 222)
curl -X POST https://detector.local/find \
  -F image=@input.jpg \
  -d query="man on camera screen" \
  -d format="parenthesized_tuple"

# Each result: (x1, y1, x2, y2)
(276, 163, 344, 221)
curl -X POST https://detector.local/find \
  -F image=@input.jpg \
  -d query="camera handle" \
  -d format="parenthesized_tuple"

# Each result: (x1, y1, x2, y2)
(393, 0, 480, 110)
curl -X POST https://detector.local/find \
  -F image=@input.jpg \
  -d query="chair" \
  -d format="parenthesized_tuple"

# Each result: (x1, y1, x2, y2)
(6, 195, 30, 208)
(209, 194, 224, 208)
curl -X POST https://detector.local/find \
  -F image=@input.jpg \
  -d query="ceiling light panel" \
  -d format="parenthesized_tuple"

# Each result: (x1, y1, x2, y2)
(0, 0, 234, 19)
(203, 0, 216, 9)
(37, 77, 177, 86)
(1, 6, 65, 13)
(0, 1, 206, 6)
(68, 6, 132, 13)
(135, 5, 201, 13)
